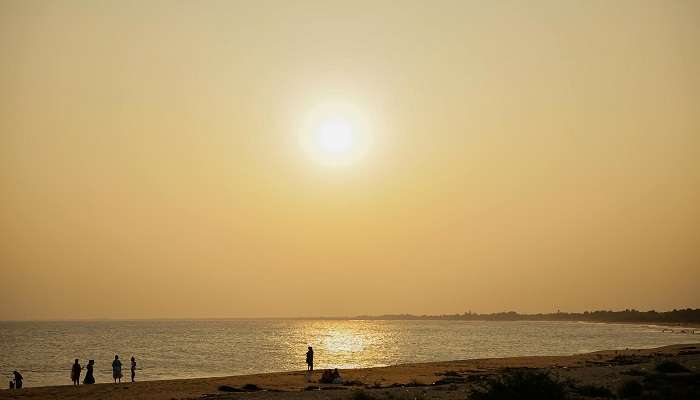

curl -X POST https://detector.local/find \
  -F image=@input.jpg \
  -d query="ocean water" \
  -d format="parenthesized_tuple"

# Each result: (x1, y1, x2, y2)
(0, 319, 697, 388)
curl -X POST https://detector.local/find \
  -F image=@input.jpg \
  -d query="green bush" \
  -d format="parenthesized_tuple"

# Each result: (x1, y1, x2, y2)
(469, 369, 568, 400)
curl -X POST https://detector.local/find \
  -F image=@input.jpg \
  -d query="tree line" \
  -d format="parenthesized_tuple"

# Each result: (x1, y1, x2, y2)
(350, 308, 700, 324)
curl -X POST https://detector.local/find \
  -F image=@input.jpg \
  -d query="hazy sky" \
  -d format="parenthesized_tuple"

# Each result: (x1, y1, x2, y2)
(1, 0, 699, 320)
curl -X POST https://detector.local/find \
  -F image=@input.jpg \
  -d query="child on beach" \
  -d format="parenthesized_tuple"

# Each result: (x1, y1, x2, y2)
(130, 356, 136, 382)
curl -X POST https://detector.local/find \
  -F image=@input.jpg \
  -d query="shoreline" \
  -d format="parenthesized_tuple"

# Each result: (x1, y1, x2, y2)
(574, 320, 700, 329)
(1, 343, 698, 399)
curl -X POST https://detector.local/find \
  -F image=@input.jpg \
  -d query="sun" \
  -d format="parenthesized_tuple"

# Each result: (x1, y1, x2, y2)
(315, 118, 355, 156)
(300, 102, 370, 167)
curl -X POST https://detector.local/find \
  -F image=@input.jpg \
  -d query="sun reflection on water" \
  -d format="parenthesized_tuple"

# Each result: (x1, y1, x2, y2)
(323, 328, 366, 353)
(295, 320, 394, 370)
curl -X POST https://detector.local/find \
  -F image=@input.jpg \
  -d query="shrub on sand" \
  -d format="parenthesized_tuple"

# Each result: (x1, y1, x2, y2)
(217, 385, 242, 392)
(469, 369, 568, 400)
(655, 360, 690, 373)
(574, 384, 614, 398)
(617, 379, 643, 398)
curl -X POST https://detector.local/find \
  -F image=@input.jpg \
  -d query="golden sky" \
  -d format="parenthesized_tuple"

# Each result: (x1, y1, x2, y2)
(1, 0, 699, 319)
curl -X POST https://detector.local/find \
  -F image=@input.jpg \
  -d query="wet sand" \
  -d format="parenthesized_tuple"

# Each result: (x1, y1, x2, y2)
(1, 343, 698, 399)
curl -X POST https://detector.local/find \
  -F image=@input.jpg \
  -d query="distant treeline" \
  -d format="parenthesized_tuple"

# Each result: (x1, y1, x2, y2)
(350, 309, 700, 324)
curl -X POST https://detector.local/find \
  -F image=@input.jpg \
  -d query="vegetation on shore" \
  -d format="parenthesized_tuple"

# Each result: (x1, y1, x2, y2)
(350, 308, 700, 325)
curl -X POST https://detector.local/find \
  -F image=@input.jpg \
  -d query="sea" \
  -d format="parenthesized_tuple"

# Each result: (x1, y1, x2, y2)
(1, 319, 697, 388)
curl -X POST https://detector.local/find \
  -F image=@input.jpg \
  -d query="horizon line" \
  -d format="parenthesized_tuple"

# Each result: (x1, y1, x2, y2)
(2, 307, 698, 322)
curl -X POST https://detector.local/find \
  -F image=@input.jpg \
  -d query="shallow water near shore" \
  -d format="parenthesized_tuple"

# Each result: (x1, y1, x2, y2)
(1, 319, 697, 388)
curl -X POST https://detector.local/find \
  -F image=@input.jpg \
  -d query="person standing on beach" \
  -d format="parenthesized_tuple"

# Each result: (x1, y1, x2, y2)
(130, 356, 136, 382)
(12, 371, 23, 389)
(112, 355, 123, 383)
(306, 346, 314, 371)
(83, 360, 95, 384)
(71, 359, 82, 386)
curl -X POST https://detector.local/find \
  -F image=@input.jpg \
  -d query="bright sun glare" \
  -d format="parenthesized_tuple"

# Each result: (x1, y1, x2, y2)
(300, 102, 371, 167)
(316, 118, 354, 155)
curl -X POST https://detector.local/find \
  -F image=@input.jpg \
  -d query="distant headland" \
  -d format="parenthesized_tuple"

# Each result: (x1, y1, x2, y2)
(338, 309, 700, 325)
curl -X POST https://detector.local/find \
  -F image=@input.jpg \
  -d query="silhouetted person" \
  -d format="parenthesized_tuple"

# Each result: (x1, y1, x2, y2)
(130, 356, 136, 382)
(306, 346, 314, 371)
(9, 379, 15, 389)
(71, 359, 82, 386)
(83, 360, 95, 384)
(112, 355, 122, 383)
(12, 371, 23, 389)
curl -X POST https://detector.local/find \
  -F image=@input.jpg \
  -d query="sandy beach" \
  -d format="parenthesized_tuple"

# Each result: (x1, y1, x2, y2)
(1, 343, 697, 400)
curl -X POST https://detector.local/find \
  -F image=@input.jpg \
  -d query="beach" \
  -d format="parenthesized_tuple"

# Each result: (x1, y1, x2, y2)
(1, 343, 697, 400)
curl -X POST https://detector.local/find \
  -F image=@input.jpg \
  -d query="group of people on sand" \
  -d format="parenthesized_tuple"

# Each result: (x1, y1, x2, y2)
(8, 371, 22, 389)
(305, 346, 343, 384)
(9, 356, 137, 389)
(11, 345, 338, 389)
(70, 355, 137, 386)
(320, 368, 342, 384)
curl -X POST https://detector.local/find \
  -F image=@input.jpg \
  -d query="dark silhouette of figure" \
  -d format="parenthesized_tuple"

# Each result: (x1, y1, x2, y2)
(112, 355, 122, 383)
(306, 346, 314, 371)
(320, 368, 342, 384)
(83, 360, 95, 384)
(130, 356, 136, 382)
(12, 371, 23, 389)
(71, 359, 82, 386)
(9, 379, 15, 389)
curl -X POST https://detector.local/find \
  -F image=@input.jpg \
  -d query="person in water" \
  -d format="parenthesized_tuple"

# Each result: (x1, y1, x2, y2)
(112, 355, 122, 383)
(83, 360, 95, 384)
(130, 356, 136, 382)
(71, 359, 82, 386)
(306, 346, 314, 371)
(12, 371, 23, 389)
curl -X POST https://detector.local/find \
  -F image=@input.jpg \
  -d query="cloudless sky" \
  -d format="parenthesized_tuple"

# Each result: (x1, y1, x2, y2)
(1, 0, 698, 319)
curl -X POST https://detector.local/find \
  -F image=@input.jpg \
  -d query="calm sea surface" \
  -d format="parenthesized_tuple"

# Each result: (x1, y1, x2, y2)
(1, 320, 697, 387)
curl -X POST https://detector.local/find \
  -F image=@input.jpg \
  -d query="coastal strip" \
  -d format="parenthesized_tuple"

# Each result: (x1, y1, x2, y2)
(1, 343, 698, 400)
